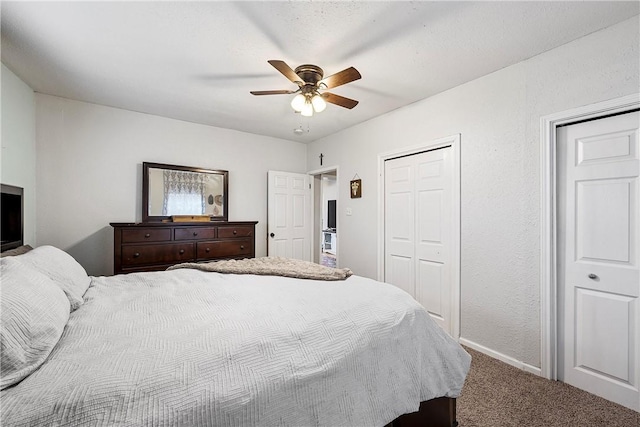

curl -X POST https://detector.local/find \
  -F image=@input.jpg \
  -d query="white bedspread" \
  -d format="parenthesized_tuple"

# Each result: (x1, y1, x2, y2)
(1, 269, 470, 426)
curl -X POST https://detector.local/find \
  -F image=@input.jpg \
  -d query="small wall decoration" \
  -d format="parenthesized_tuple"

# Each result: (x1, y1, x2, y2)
(350, 174, 362, 199)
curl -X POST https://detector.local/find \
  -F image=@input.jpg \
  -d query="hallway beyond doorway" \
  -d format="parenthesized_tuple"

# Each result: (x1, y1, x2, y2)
(320, 252, 336, 268)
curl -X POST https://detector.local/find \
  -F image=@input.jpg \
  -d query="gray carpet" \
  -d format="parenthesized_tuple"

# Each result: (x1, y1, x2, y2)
(457, 347, 639, 427)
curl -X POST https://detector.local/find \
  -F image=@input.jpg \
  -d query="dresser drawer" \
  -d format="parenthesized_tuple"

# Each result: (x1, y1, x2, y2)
(121, 228, 172, 243)
(218, 226, 253, 238)
(122, 243, 194, 266)
(197, 239, 253, 260)
(174, 227, 217, 241)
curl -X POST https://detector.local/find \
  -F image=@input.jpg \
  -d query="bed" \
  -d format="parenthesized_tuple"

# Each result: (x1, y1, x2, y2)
(0, 246, 470, 426)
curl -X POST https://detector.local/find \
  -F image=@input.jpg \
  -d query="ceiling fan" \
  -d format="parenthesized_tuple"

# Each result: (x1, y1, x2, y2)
(250, 60, 361, 117)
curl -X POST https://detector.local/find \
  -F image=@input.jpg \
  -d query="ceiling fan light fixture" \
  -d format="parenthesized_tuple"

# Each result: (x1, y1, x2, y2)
(290, 93, 306, 112)
(301, 101, 314, 117)
(251, 60, 361, 114)
(311, 93, 327, 113)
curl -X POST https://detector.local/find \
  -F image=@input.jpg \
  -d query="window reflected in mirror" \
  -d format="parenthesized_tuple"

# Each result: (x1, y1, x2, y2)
(143, 162, 228, 222)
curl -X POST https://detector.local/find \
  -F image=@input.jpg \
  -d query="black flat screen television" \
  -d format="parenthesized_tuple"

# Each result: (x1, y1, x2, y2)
(327, 199, 336, 230)
(1, 184, 24, 252)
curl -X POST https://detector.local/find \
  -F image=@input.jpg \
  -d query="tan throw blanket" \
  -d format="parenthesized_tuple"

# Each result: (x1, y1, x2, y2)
(167, 256, 353, 281)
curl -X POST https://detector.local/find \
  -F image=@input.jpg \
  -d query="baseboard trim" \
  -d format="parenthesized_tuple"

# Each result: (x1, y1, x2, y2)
(459, 337, 542, 376)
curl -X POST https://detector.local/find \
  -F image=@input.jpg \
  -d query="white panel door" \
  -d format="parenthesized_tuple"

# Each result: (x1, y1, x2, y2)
(415, 148, 452, 331)
(558, 111, 639, 411)
(267, 171, 311, 261)
(385, 147, 453, 332)
(385, 155, 416, 297)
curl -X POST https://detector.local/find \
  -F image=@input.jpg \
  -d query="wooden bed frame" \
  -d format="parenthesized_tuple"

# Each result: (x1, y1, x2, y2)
(386, 397, 457, 427)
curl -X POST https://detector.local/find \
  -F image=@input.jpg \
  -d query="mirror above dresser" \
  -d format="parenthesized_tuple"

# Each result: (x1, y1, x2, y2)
(142, 162, 229, 222)
(110, 162, 257, 275)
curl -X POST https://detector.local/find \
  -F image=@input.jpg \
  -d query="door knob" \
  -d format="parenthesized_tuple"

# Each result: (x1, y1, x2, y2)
(270, 233, 275, 238)
(588, 273, 598, 280)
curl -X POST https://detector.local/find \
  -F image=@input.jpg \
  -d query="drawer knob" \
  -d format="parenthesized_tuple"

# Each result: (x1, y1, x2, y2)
(193, 232, 198, 236)
(205, 247, 210, 252)
(240, 245, 244, 250)
(179, 249, 185, 255)
(233, 230, 237, 235)
(133, 252, 140, 258)
(144, 233, 150, 238)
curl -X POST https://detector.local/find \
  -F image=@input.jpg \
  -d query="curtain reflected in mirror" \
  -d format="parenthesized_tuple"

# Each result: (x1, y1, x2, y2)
(143, 162, 228, 222)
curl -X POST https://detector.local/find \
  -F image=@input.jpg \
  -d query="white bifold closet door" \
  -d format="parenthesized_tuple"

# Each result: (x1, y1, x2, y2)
(557, 110, 639, 411)
(384, 146, 453, 333)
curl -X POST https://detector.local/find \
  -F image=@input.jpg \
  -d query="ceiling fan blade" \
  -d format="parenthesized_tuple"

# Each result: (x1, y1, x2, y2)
(268, 60, 303, 85)
(322, 92, 359, 109)
(320, 67, 361, 90)
(250, 90, 297, 96)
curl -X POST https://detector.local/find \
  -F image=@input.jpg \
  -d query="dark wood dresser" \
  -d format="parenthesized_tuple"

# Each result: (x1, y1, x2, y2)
(110, 221, 258, 274)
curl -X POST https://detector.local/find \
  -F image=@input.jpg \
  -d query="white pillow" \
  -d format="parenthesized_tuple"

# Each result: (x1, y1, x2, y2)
(15, 246, 90, 311)
(0, 257, 71, 390)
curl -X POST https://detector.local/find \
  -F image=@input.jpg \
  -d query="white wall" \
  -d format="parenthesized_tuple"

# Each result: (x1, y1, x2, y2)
(36, 94, 307, 276)
(306, 18, 640, 367)
(1, 64, 36, 246)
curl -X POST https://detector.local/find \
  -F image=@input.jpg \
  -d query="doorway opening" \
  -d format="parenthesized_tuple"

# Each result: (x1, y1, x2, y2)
(309, 166, 339, 267)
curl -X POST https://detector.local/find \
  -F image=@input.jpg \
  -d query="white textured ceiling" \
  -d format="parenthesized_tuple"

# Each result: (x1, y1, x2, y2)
(2, 1, 638, 143)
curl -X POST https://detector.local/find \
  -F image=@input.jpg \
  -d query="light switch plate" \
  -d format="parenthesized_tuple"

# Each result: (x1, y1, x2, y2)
(346, 208, 352, 216)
